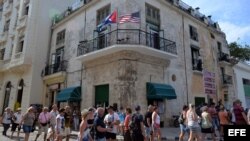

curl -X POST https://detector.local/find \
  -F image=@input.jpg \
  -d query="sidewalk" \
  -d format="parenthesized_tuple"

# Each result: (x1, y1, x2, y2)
(0, 125, 180, 141)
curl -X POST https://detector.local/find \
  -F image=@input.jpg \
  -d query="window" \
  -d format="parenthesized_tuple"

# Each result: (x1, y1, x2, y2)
(96, 5, 110, 25)
(3, 20, 10, 32)
(25, 5, 29, 15)
(217, 42, 222, 52)
(16, 36, 24, 53)
(191, 46, 202, 71)
(0, 48, 5, 60)
(189, 25, 198, 41)
(146, 4, 160, 26)
(56, 29, 66, 45)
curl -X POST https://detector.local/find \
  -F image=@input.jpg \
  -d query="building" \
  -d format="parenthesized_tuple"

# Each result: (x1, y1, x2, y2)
(43, 0, 235, 126)
(0, 0, 74, 113)
(233, 62, 250, 108)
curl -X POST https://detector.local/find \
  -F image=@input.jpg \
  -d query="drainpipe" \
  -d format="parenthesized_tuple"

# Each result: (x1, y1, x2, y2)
(182, 15, 189, 105)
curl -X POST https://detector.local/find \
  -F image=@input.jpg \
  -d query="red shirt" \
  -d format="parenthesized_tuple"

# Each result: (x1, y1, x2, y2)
(124, 114, 131, 131)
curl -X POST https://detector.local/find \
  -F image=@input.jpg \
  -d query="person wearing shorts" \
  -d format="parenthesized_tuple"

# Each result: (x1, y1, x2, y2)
(20, 107, 36, 141)
(179, 105, 190, 141)
(11, 108, 22, 139)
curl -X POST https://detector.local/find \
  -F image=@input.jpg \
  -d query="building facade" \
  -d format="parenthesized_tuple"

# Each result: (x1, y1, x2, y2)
(43, 0, 235, 126)
(0, 0, 74, 113)
(233, 62, 250, 108)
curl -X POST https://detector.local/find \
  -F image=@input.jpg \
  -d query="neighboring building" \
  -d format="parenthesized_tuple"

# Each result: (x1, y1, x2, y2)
(0, 0, 74, 113)
(233, 62, 250, 108)
(43, 0, 235, 126)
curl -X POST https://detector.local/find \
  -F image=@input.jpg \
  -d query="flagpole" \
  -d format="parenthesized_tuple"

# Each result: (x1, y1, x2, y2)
(116, 8, 119, 44)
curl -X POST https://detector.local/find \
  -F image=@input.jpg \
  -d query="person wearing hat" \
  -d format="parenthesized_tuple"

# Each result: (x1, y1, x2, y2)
(11, 107, 22, 139)
(104, 105, 120, 141)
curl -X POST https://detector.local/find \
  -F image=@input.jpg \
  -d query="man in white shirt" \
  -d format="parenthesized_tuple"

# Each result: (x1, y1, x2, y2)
(104, 105, 120, 141)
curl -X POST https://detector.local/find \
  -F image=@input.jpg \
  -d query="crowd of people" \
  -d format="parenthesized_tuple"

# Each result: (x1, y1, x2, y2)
(0, 103, 163, 141)
(1, 99, 250, 141)
(178, 99, 250, 141)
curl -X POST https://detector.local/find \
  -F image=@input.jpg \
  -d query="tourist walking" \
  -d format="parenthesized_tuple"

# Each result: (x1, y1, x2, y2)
(35, 107, 51, 141)
(152, 106, 161, 141)
(104, 105, 120, 141)
(94, 107, 112, 141)
(1, 107, 13, 136)
(47, 104, 59, 141)
(179, 105, 189, 141)
(233, 99, 248, 125)
(11, 107, 22, 139)
(144, 105, 154, 141)
(55, 108, 66, 141)
(218, 105, 230, 140)
(117, 106, 126, 135)
(130, 105, 145, 141)
(64, 106, 72, 141)
(186, 104, 201, 141)
(200, 106, 215, 141)
(20, 106, 36, 141)
(77, 109, 94, 141)
(124, 107, 132, 141)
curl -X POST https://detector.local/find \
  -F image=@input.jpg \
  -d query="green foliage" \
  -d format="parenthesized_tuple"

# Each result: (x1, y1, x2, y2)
(228, 42, 250, 61)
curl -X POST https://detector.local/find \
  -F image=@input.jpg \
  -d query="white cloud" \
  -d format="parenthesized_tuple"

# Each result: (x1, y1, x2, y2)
(219, 21, 250, 43)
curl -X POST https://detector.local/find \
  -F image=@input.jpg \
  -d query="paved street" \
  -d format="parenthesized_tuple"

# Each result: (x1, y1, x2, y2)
(0, 125, 223, 141)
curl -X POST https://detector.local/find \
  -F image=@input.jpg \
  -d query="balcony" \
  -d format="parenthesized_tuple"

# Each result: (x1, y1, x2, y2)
(16, 15, 28, 31)
(43, 60, 68, 76)
(218, 52, 230, 62)
(77, 29, 177, 62)
(222, 74, 233, 85)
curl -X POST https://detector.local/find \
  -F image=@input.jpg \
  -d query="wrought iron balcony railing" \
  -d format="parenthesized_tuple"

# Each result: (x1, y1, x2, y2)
(218, 52, 230, 62)
(43, 60, 67, 76)
(77, 29, 177, 56)
(222, 74, 233, 85)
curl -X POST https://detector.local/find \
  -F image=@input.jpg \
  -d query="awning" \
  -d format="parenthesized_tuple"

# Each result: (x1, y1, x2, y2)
(56, 86, 81, 102)
(146, 82, 177, 100)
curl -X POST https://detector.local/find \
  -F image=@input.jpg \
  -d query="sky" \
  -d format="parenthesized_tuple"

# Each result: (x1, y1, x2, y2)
(182, 0, 250, 45)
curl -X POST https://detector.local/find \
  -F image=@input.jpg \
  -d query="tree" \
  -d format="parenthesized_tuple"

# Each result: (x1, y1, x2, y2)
(228, 42, 250, 61)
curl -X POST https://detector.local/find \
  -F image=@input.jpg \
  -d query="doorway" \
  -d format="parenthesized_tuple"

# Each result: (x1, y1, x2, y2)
(16, 79, 24, 110)
(2, 82, 11, 114)
(95, 84, 109, 107)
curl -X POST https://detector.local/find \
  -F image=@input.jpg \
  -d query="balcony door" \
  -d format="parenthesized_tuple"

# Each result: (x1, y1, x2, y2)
(51, 47, 64, 73)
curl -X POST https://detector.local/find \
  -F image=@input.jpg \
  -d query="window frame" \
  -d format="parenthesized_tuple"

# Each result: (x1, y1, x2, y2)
(56, 29, 66, 45)
(189, 25, 198, 41)
(96, 4, 110, 25)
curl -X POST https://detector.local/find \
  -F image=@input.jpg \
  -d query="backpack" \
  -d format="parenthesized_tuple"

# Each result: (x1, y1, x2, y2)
(129, 113, 142, 133)
(178, 113, 184, 124)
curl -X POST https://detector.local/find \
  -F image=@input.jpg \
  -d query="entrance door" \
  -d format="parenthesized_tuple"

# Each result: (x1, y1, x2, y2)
(95, 85, 109, 107)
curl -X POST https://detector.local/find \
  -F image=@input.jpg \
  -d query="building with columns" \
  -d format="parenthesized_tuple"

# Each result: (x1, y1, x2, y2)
(0, 0, 74, 113)
(43, 0, 236, 126)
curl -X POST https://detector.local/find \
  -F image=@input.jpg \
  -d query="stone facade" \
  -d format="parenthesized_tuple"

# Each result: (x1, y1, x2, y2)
(44, 0, 235, 126)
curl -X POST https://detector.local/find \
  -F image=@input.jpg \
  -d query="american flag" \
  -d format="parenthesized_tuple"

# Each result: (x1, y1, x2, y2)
(119, 11, 140, 24)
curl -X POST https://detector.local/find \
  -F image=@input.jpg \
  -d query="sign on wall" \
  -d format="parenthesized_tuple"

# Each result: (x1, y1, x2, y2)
(203, 70, 216, 95)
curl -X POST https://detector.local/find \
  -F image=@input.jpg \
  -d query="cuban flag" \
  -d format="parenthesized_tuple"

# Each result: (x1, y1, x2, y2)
(97, 10, 117, 32)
